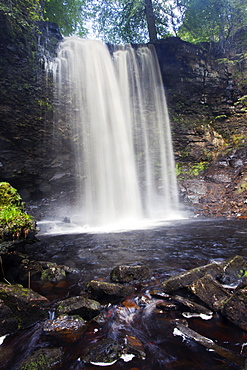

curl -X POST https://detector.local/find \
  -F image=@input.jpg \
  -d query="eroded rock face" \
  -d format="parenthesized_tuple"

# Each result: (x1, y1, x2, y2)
(0, 7, 246, 217)
(181, 146, 247, 217)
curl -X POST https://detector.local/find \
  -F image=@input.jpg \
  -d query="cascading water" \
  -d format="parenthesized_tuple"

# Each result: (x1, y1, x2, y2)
(52, 36, 180, 229)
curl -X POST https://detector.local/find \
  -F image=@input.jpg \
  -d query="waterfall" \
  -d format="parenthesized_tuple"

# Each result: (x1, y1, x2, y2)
(52, 36, 179, 229)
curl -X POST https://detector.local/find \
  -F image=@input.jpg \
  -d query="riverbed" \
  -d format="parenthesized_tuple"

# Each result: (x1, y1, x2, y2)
(1, 218, 247, 369)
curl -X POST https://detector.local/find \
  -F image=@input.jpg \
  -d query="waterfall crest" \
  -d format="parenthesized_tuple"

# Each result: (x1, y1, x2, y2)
(53, 37, 180, 229)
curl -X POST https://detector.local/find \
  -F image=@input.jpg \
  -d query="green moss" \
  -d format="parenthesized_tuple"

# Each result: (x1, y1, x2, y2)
(176, 162, 209, 179)
(0, 182, 34, 240)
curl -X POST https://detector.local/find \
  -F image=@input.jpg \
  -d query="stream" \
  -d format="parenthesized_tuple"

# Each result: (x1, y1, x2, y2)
(1, 218, 247, 369)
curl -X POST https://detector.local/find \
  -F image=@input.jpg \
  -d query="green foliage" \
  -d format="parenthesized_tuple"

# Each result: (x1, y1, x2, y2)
(43, 0, 87, 36)
(0, 205, 33, 231)
(177, 0, 247, 44)
(0, 0, 42, 28)
(176, 161, 209, 179)
(43, 0, 173, 43)
(0, 183, 34, 239)
(0, 182, 23, 208)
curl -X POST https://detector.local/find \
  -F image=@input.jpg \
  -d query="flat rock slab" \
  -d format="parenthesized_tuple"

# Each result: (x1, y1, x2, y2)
(56, 296, 102, 320)
(188, 274, 231, 311)
(110, 264, 150, 283)
(0, 283, 48, 327)
(87, 280, 136, 298)
(221, 286, 247, 330)
(161, 262, 223, 292)
(172, 294, 213, 316)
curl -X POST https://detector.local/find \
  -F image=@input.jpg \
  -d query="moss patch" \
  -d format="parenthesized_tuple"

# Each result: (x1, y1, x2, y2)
(0, 182, 35, 240)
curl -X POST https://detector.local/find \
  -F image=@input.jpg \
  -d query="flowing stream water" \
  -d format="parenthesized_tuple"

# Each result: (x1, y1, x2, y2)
(1, 219, 247, 369)
(51, 37, 180, 229)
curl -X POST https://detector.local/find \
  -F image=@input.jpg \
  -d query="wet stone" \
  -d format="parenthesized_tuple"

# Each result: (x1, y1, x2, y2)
(188, 274, 231, 311)
(125, 334, 146, 359)
(0, 283, 48, 328)
(220, 255, 247, 285)
(82, 337, 123, 365)
(221, 286, 247, 331)
(161, 262, 223, 292)
(19, 348, 63, 370)
(172, 294, 213, 316)
(110, 264, 150, 283)
(0, 299, 18, 336)
(56, 295, 102, 320)
(43, 314, 86, 342)
(86, 280, 136, 298)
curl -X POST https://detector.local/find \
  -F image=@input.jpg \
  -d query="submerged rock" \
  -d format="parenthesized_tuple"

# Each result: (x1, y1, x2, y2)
(19, 348, 63, 370)
(188, 274, 231, 311)
(43, 314, 86, 342)
(110, 264, 150, 283)
(161, 262, 223, 292)
(87, 280, 136, 298)
(174, 322, 244, 367)
(56, 296, 102, 320)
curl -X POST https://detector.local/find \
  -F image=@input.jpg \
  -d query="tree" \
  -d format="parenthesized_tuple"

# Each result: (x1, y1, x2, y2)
(43, 0, 87, 36)
(144, 0, 157, 41)
(177, 0, 247, 45)
(43, 0, 174, 43)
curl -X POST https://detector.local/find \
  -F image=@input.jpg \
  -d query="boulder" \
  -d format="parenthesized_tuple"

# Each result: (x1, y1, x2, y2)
(220, 255, 247, 285)
(0, 283, 48, 328)
(86, 280, 136, 298)
(43, 315, 86, 342)
(19, 260, 79, 283)
(221, 286, 247, 330)
(82, 337, 122, 365)
(110, 264, 150, 283)
(19, 348, 63, 370)
(161, 262, 223, 292)
(56, 296, 102, 320)
(188, 274, 231, 311)
(0, 299, 18, 336)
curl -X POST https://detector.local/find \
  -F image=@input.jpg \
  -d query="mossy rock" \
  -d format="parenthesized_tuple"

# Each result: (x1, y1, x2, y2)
(0, 182, 36, 241)
(0, 182, 23, 208)
(19, 348, 63, 370)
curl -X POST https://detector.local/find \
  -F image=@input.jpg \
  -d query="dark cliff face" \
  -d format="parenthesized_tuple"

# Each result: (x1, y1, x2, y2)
(0, 11, 64, 202)
(0, 11, 246, 218)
